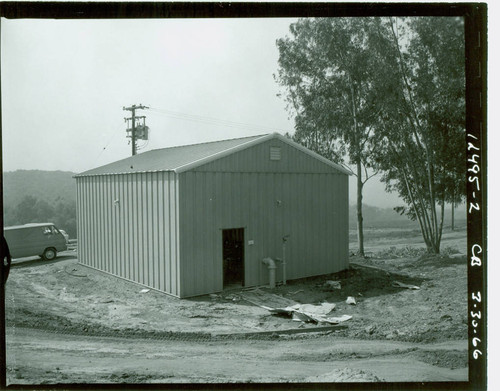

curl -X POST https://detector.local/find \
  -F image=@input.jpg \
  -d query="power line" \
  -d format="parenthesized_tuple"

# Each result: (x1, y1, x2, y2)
(94, 105, 291, 163)
(94, 128, 122, 164)
(148, 106, 290, 134)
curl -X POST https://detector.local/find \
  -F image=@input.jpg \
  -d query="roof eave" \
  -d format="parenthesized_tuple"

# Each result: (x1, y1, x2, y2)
(74, 169, 175, 178)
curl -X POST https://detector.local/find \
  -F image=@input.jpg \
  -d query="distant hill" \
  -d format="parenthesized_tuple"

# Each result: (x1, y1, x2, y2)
(2, 170, 76, 206)
(349, 204, 415, 229)
(2, 170, 77, 237)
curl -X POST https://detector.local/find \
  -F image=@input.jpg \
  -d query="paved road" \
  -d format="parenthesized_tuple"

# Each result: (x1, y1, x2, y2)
(6, 327, 468, 384)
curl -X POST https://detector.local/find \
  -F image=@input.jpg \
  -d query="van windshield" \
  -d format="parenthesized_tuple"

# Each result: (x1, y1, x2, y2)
(43, 226, 59, 235)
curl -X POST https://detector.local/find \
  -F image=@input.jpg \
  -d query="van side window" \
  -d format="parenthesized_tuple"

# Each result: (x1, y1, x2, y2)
(43, 226, 53, 235)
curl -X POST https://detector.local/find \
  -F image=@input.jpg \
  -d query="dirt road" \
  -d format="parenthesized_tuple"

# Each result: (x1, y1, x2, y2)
(6, 327, 467, 384)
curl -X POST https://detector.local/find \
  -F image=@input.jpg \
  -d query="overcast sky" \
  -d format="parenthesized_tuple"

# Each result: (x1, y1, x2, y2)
(1, 17, 403, 208)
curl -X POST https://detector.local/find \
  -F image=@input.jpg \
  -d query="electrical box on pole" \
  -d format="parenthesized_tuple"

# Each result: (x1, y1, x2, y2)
(123, 104, 149, 156)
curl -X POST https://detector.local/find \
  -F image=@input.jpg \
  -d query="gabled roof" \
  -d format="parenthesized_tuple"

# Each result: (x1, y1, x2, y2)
(75, 133, 351, 177)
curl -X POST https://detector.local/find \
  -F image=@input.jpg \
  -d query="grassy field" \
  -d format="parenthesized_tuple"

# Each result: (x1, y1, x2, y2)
(349, 226, 467, 256)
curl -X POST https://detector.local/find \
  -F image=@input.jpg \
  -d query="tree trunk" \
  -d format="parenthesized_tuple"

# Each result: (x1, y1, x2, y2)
(348, 78, 365, 257)
(437, 199, 445, 252)
(451, 199, 455, 231)
(400, 166, 433, 252)
(356, 160, 365, 256)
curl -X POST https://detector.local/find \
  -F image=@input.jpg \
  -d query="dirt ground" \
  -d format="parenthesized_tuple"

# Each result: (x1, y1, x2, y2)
(4, 227, 468, 384)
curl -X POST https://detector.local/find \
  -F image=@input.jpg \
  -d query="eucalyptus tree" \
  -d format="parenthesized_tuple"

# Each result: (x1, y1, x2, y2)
(370, 17, 465, 253)
(275, 17, 384, 256)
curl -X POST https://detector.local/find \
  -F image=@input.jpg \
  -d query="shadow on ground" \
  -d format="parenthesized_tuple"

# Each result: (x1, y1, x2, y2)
(11, 253, 77, 269)
(187, 262, 428, 308)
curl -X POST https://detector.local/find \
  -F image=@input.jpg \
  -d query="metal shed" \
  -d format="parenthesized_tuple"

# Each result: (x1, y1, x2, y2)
(75, 133, 350, 298)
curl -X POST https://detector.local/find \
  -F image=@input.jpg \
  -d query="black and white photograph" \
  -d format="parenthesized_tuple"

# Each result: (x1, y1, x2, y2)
(0, 3, 487, 388)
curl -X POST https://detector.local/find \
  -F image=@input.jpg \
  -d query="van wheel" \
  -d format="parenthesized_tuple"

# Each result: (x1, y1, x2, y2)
(42, 248, 57, 261)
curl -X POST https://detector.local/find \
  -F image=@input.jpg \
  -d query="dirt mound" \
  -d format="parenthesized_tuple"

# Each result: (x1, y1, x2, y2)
(416, 253, 466, 267)
(410, 349, 468, 370)
(305, 367, 384, 382)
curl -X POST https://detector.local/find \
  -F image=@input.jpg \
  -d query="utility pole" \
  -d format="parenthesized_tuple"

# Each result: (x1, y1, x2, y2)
(123, 104, 149, 156)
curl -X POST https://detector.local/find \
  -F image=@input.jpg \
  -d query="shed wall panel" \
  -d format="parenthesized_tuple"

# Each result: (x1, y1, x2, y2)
(178, 171, 348, 298)
(76, 172, 180, 297)
(193, 138, 342, 174)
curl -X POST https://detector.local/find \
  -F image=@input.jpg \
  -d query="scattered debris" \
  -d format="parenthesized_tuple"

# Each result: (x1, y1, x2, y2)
(240, 289, 351, 325)
(305, 367, 384, 382)
(376, 245, 426, 259)
(268, 302, 350, 325)
(225, 294, 240, 302)
(63, 264, 87, 277)
(140, 289, 150, 293)
(287, 289, 304, 295)
(325, 280, 341, 290)
(189, 314, 213, 319)
(392, 281, 420, 290)
(209, 294, 220, 300)
(240, 288, 297, 309)
(365, 325, 376, 334)
(346, 296, 357, 305)
(295, 302, 336, 317)
(291, 311, 311, 322)
(316, 314, 352, 324)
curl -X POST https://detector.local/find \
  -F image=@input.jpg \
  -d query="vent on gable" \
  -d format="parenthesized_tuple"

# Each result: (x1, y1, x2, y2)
(270, 146, 281, 161)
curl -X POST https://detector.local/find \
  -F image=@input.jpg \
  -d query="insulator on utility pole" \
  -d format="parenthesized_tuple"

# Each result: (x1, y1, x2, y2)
(123, 104, 149, 156)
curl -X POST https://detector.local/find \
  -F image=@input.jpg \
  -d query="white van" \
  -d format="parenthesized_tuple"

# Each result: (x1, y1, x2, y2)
(4, 223, 68, 261)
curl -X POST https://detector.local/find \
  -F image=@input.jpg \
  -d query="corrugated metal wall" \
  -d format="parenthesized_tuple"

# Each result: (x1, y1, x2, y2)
(178, 139, 349, 297)
(76, 138, 349, 298)
(76, 171, 181, 296)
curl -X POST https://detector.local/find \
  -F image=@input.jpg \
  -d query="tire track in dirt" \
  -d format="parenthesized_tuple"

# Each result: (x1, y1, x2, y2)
(6, 327, 468, 384)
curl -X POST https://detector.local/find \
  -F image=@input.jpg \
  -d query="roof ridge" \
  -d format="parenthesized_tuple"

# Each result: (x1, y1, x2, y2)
(146, 134, 269, 153)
